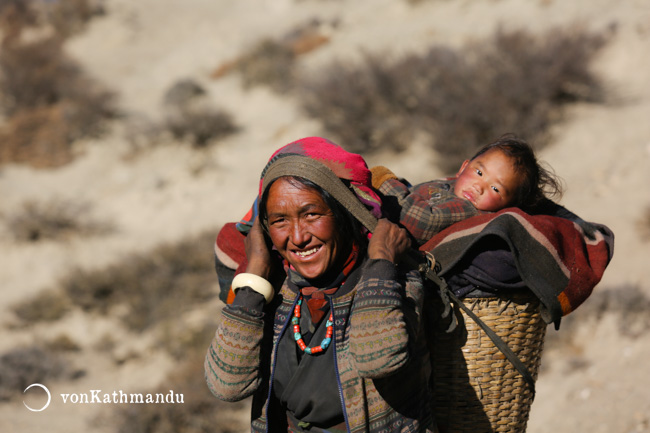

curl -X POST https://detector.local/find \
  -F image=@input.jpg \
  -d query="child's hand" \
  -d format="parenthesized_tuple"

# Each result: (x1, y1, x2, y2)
(244, 218, 274, 280)
(368, 219, 411, 263)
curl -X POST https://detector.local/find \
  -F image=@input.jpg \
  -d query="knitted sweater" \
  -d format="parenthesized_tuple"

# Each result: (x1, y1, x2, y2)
(205, 259, 435, 433)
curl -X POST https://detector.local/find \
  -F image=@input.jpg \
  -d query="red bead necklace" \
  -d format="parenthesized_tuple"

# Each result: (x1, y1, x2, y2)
(291, 294, 333, 355)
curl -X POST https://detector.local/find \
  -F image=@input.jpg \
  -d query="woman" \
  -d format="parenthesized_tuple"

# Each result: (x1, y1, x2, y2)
(205, 137, 435, 432)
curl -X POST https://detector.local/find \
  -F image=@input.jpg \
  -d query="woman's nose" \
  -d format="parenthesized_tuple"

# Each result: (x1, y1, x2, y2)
(289, 220, 309, 246)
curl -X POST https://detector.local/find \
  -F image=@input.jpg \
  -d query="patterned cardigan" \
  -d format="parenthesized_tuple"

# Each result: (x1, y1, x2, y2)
(205, 259, 436, 433)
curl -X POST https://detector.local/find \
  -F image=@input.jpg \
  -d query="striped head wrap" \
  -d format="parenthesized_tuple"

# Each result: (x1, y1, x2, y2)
(258, 137, 382, 233)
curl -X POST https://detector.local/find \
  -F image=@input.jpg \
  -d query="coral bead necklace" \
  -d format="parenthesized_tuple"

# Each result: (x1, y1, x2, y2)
(291, 294, 333, 355)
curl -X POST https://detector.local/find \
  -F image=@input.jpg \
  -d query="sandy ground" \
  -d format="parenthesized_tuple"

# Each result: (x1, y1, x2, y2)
(1, 0, 650, 432)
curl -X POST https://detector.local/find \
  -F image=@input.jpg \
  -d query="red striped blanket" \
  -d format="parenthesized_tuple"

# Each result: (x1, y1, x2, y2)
(419, 207, 615, 325)
(214, 206, 614, 325)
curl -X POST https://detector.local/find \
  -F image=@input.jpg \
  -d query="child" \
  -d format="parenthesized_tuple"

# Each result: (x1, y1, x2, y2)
(371, 134, 564, 246)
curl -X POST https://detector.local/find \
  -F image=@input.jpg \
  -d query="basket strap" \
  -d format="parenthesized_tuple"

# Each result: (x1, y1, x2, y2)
(331, 201, 538, 395)
(413, 252, 537, 396)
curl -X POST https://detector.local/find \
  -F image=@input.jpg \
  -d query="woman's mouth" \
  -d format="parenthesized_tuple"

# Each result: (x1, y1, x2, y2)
(294, 246, 321, 258)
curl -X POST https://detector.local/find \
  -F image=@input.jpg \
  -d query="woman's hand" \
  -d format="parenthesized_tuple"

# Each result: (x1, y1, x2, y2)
(368, 219, 411, 263)
(244, 218, 274, 280)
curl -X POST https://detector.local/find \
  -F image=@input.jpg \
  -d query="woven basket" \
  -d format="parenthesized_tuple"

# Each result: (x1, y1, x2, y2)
(429, 291, 547, 433)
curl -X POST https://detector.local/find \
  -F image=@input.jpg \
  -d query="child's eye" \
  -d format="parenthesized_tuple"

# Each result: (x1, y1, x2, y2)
(491, 186, 500, 194)
(475, 169, 483, 176)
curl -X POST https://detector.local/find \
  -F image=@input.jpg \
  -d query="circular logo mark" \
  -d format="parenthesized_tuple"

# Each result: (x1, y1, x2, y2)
(23, 383, 51, 412)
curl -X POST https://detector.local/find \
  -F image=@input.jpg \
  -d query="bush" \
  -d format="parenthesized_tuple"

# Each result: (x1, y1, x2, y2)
(164, 107, 239, 148)
(11, 289, 70, 323)
(0, 0, 102, 40)
(298, 26, 608, 172)
(300, 53, 420, 155)
(0, 28, 115, 124)
(45, 334, 81, 352)
(0, 1, 38, 42)
(211, 19, 332, 91)
(37, 0, 105, 38)
(127, 79, 239, 150)
(61, 229, 218, 332)
(0, 104, 75, 167)
(428, 27, 607, 171)
(546, 285, 650, 348)
(236, 38, 296, 92)
(0, 346, 69, 401)
(0, 4, 117, 168)
(6, 199, 111, 242)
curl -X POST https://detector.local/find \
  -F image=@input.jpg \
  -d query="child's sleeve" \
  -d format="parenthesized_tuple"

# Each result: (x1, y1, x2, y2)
(379, 179, 480, 245)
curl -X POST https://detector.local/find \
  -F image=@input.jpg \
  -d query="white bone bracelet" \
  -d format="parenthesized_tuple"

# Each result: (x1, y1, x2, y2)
(232, 273, 274, 303)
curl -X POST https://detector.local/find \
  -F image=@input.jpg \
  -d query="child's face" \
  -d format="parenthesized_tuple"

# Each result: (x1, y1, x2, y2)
(453, 149, 519, 212)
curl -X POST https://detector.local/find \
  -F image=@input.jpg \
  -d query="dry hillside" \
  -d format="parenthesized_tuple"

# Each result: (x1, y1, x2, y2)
(1, 1, 649, 432)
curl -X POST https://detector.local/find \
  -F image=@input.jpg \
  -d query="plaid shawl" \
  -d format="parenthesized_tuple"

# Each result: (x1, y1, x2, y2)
(419, 207, 615, 326)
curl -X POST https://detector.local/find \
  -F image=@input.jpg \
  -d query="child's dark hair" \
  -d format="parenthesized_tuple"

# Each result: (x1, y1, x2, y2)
(471, 134, 564, 210)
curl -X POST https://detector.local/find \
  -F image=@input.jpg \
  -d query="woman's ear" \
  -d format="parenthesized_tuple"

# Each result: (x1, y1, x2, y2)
(456, 159, 470, 177)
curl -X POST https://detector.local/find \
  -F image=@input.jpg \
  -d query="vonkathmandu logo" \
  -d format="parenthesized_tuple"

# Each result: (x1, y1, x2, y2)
(24, 384, 184, 412)
(23, 383, 51, 412)
(60, 389, 185, 404)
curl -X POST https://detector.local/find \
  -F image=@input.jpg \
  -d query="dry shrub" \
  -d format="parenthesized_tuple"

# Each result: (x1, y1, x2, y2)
(300, 53, 417, 154)
(6, 199, 112, 242)
(0, 37, 74, 115)
(576, 285, 650, 338)
(546, 285, 650, 350)
(62, 230, 218, 332)
(112, 351, 249, 433)
(0, 345, 72, 401)
(542, 285, 650, 374)
(128, 79, 239, 150)
(0, 0, 102, 40)
(0, 0, 38, 43)
(45, 334, 82, 352)
(163, 78, 207, 107)
(211, 18, 333, 91)
(428, 27, 607, 171)
(236, 38, 296, 92)
(213, 38, 295, 89)
(298, 26, 608, 171)
(0, 104, 75, 167)
(11, 289, 70, 323)
(37, 0, 105, 38)
(165, 108, 239, 148)
(0, 4, 116, 168)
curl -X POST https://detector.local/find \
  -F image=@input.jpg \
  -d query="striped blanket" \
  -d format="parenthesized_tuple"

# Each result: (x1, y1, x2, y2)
(214, 205, 614, 326)
(420, 207, 615, 325)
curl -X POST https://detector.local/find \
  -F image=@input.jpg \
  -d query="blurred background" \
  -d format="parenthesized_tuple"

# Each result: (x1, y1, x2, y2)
(1, 0, 649, 432)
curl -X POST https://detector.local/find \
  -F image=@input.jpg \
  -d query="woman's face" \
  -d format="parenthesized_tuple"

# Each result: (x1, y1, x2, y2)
(265, 177, 343, 280)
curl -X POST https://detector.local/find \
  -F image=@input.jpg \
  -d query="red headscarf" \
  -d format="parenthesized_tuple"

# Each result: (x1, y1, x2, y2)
(237, 137, 382, 232)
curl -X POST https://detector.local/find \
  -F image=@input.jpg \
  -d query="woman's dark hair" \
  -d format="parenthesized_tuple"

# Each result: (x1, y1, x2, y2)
(258, 176, 369, 256)
(471, 134, 564, 210)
